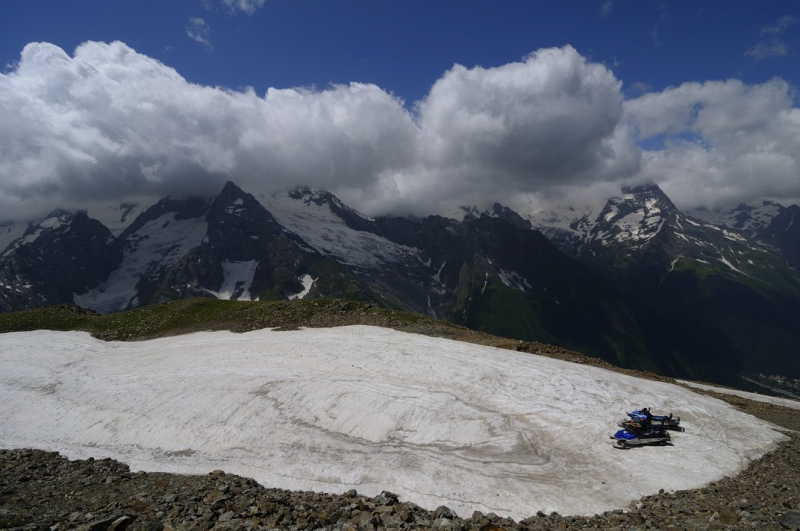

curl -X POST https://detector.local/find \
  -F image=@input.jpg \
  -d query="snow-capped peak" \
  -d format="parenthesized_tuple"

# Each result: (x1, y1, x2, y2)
(690, 199, 784, 235)
(259, 187, 420, 270)
(286, 185, 374, 224)
(0, 209, 79, 256)
(547, 182, 676, 249)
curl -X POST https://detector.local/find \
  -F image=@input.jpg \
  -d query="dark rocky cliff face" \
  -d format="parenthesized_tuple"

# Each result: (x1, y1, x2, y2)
(0, 211, 121, 312)
(754, 203, 800, 267)
(123, 182, 385, 307)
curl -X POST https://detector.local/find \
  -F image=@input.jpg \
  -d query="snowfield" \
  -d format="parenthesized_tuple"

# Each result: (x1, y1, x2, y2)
(677, 380, 800, 411)
(259, 190, 421, 271)
(0, 327, 787, 520)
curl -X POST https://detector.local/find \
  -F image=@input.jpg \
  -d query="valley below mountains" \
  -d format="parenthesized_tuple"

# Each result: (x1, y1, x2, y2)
(1, 180, 799, 390)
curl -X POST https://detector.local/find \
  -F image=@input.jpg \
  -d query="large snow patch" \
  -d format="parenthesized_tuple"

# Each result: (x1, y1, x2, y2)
(677, 380, 800, 411)
(0, 327, 786, 519)
(204, 260, 259, 301)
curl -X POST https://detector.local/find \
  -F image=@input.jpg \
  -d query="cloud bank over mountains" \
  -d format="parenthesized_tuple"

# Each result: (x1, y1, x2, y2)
(1, 40, 799, 221)
(628, 78, 800, 211)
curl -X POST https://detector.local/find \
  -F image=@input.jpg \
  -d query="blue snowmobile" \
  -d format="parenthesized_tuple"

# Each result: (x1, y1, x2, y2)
(618, 408, 684, 432)
(610, 422, 671, 449)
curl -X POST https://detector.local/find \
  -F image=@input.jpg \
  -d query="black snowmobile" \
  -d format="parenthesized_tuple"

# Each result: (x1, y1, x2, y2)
(618, 408, 684, 432)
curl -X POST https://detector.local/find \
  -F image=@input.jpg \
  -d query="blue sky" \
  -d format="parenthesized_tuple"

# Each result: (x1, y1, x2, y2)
(1, 1, 799, 219)
(3, 1, 797, 104)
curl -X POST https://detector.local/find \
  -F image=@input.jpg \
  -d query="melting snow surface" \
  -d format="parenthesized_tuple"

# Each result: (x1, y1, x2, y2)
(527, 204, 597, 238)
(611, 210, 665, 243)
(288, 274, 315, 300)
(603, 204, 619, 222)
(718, 256, 748, 276)
(497, 269, 529, 292)
(205, 260, 259, 301)
(616, 211, 645, 234)
(38, 216, 66, 230)
(723, 230, 747, 243)
(0, 327, 786, 520)
(432, 261, 447, 284)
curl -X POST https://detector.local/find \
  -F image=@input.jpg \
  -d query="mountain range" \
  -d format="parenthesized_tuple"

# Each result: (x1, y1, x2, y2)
(1, 181, 798, 390)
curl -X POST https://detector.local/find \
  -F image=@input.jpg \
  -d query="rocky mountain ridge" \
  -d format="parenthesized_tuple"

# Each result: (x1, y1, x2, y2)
(480, 185, 800, 376)
(1, 181, 799, 387)
(690, 200, 800, 268)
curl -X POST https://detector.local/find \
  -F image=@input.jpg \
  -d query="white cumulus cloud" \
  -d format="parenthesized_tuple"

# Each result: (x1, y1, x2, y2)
(349, 46, 639, 216)
(625, 79, 800, 210)
(0, 41, 416, 220)
(0, 40, 799, 221)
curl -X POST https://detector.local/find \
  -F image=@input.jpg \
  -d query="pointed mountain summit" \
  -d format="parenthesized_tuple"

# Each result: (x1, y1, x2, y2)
(561, 182, 680, 275)
(692, 200, 783, 233)
(547, 184, 800, 383)
(69, 182, 382, 313)
(487, 203, 532, 231)
(1, 210, 82, 256)
(530, 182, 780, 285)
(461, 184, 800, 384)
(203, 181, 283, 260)
(158, 181, 326, 304)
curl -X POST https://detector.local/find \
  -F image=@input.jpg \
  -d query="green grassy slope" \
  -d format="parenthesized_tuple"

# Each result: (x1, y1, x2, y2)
(0, 298, 457, 342)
